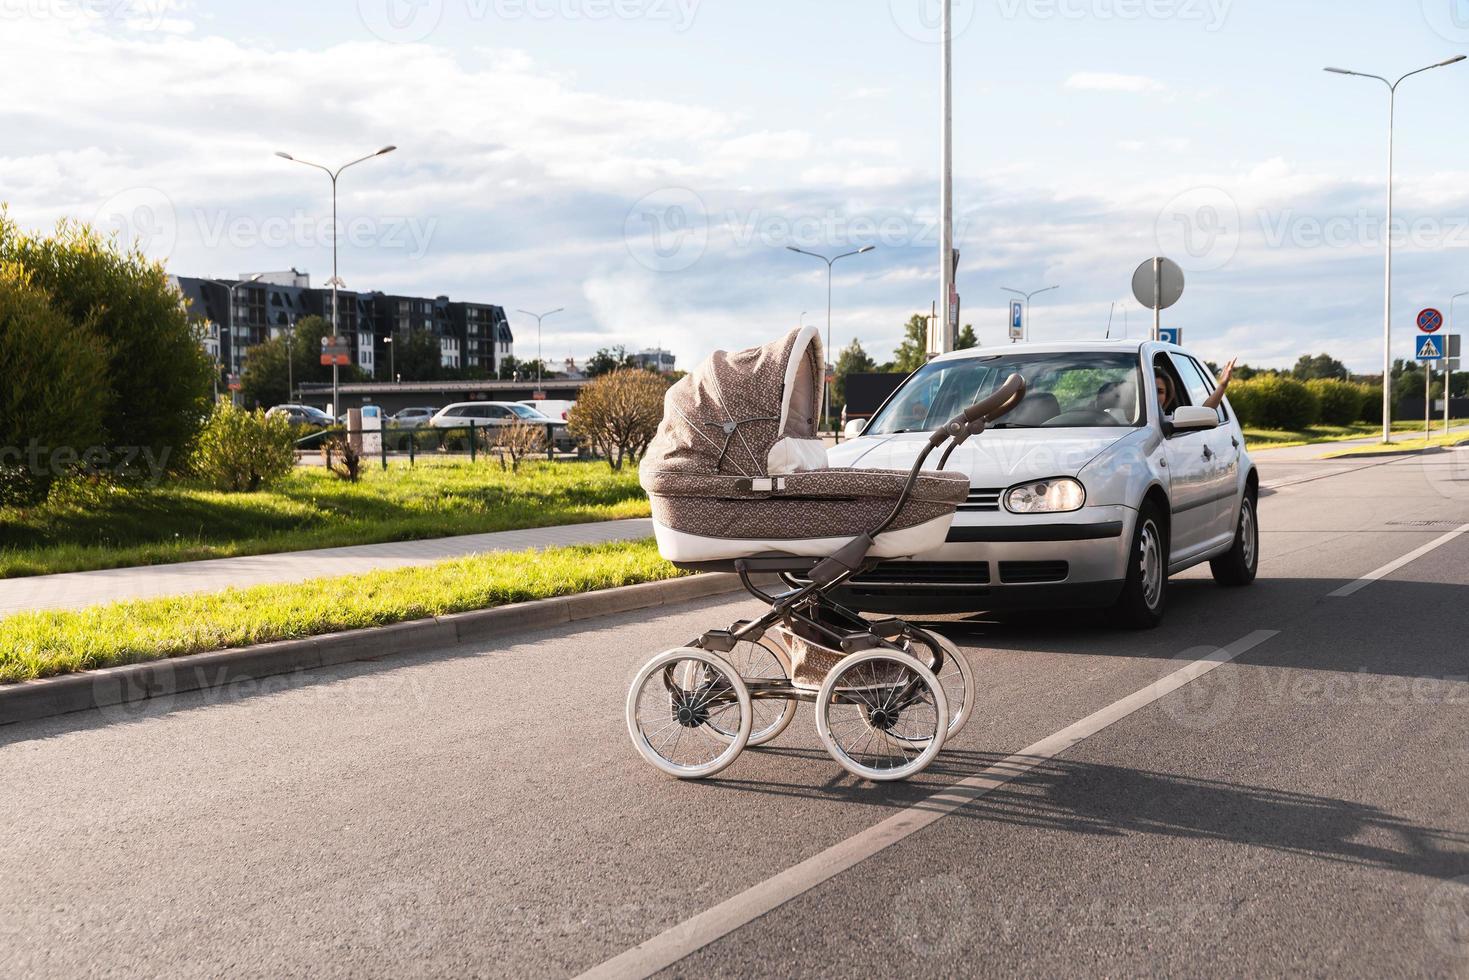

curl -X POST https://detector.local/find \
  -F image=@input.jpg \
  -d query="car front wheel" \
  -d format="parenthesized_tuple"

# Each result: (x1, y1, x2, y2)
(1210, 491, 1259, 587)
(1111, 503, 1167, 630)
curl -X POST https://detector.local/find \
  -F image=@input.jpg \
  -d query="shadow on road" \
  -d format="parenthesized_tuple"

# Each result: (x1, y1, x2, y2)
(711, 748, 1469, 883)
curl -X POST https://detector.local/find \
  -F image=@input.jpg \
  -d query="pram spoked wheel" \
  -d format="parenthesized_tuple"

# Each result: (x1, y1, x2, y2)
(626, 648, 752, 779)
(701, 639, 797, 748)
(907, 629, 976, 738)
(815, 650, 948, 782)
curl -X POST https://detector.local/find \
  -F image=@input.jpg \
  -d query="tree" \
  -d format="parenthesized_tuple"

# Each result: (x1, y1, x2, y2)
(585, 346, 634, 377)
(394, 328, 445, 381)
(239, 315, 361, 408)
(0, 263, 110, 505)
(889, 314, 930, 374)
(955, 324, 978, 350)
(1291, 353, 1349, 381)
(832, 338, 877, 410)
(0, 212, 213, 470)
(497, 355, 520, 380)
(566, 369, 668, 470)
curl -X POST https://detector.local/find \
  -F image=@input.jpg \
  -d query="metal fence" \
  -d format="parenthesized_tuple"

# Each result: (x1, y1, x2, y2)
(294, 421, 580, 470)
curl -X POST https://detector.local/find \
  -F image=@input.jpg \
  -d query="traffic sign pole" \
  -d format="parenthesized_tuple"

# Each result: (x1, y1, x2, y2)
(1153, 257, 1162, 342)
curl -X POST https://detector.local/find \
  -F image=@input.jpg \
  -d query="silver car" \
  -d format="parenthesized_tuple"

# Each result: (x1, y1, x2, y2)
(826, 339, 1259, 628)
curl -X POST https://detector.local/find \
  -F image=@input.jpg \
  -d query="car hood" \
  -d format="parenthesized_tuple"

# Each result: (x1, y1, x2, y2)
(827, 428, 1128, 486)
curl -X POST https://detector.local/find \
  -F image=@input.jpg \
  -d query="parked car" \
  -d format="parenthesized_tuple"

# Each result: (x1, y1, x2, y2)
(266, 404, 333, 430)
(428, 402, 578, 452)
(388, 406, 439, 429)
(518, 399, 576, 421)
(823, 339, 1259, 628)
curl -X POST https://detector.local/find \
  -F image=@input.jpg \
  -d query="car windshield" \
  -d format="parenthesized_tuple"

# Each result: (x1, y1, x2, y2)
(866, 350, 1145, 435)
(507, 404, 547, 419)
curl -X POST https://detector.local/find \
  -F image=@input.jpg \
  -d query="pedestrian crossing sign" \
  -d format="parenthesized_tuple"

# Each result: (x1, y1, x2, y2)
(1416, 334, 1445, 360)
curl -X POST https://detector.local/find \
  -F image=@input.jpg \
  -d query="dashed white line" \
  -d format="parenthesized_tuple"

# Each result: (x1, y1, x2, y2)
(1328, 522, 1469, 597)
(576, 629, 1281, 980)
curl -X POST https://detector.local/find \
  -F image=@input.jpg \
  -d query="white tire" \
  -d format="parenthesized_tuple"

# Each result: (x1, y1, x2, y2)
(626, 648, 751, 779)
(815, 649, 948, 782)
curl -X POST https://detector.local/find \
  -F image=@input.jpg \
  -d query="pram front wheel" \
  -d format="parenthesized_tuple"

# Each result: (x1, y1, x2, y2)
(626, 648, 751, 779)
(908, 628, 976, 738)
(815, 650, 948, 782)
(702, 639, 797, 748)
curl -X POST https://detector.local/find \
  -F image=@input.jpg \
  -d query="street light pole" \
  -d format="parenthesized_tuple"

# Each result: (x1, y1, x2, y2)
(1325, 56, 1465, 444)
(516, 308, 564, 391)
(938, 0, 954, 357)
(1000, 285, 1061, 343)
(276, 145, 397, 418)
(213, 273, 264, 405)
(786, 245, 876, 435)
(1450, 290, 1468, 435)
(384, 335, 395, 383)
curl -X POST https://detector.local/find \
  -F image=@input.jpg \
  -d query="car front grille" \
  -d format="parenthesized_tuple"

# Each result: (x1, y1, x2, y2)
(998, 561, 1070, 584)
(852, 562, 991, 587)
(959, 487, 1004, 512)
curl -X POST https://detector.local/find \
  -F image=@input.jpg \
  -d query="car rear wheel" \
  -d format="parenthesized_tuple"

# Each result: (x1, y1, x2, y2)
(1110, 503, 1167, 630)
(1210, 491, 1259, 587)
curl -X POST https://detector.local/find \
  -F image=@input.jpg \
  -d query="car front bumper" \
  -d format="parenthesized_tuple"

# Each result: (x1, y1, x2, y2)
(821, 504, 1137, 614)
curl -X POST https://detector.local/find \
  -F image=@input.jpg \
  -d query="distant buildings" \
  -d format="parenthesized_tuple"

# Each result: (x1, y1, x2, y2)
(631, 348, 677, 373)
(169, 269, 514, 380)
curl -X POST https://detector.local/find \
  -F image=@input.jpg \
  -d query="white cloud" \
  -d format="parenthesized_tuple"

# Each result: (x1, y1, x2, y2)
(1065, 72, 1166, 93)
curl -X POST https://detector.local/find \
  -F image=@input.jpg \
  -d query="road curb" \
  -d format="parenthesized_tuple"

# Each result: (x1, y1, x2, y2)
(1318, 445, 1450, 460)
(0, 573, 747, 727)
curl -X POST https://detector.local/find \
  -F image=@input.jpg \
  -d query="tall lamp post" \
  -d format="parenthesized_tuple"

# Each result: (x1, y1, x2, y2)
(384, 334, 395, 383)
(214, 273, 264, 404)
(1324, 56, 1465, 444)
(275, 144, 397, 418)
(1450, 290, 1469, 434)
(1000, 285, 1060, 343)
(516, 308, 564, 392)
(785, 245, 875, 433)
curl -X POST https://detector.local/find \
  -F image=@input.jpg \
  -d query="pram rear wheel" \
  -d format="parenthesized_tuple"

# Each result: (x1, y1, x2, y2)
(626, 648, 751, 779)
(702, 639, 797, 748)
(815, 650, 948, 782)
(907, 629, 976, 738)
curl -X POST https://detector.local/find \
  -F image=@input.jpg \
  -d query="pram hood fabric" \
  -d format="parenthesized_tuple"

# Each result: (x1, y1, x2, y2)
(640, 327, 969, 560)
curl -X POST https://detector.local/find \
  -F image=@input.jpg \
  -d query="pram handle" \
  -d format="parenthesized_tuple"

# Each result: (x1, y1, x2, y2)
(927, 373, 1027, 448)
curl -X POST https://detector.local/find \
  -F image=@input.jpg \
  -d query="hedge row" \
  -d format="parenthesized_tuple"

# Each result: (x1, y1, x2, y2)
(1225, 377, 1381, 430)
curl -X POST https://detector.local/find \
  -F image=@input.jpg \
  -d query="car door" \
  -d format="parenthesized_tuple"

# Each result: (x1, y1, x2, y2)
(1153, 356, 1213, 562)
(1170, 353, 1239, 551)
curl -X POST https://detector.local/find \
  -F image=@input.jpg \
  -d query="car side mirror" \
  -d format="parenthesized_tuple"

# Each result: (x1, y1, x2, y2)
(1169, 406, 1219, 433)
(843, 418, 867, 439)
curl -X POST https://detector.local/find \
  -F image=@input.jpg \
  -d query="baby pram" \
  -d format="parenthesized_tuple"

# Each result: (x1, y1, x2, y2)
(627, 326, 1025, 781)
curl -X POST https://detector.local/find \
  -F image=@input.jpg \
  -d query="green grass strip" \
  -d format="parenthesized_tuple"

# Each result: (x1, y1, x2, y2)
(1318, 432, 1469, 459)
(0, 538, 682, 684)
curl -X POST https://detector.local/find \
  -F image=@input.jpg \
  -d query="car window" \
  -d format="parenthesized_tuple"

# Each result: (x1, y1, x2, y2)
(1168, 353, 1224, 421)
(1187, 355, 1229, 421)
(866, 351, 1144, 434)
(505, 404, 541, 419)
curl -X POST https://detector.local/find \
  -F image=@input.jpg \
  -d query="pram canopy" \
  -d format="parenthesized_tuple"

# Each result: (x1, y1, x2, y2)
(640, 326, 969, 563)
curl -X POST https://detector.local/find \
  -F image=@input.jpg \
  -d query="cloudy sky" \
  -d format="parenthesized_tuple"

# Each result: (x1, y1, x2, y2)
(5, 0, 1469, 373)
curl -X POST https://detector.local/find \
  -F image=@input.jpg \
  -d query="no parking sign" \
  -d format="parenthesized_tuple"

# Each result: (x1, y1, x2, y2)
(1418, 308, 1444, 333)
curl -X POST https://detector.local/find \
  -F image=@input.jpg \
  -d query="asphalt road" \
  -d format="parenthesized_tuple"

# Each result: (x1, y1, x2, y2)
(3, 448, 1468, 978)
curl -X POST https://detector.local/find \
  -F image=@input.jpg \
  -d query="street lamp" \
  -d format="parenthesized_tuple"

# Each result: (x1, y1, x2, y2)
(1324, 56, 1465, 443)
(383, 334, 395, 383)
(213, 273, 264, 404)
(516, 308, 564, 391)
(275, 144, 397, 417)
(785, 245, 876, 434)
(1000, 285, 1060, 343)
(1449, 290, 1469, 434)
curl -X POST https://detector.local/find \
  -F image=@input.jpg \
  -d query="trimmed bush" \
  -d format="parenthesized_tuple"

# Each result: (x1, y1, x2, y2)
(1227, 375, 1321, 430)
(191, 399, 298, 492)
(1358, 385, 1384, 424)
(568, 369, 668, 470)
(1306, 379, 1368, 426)
(0, 263, 109, 505)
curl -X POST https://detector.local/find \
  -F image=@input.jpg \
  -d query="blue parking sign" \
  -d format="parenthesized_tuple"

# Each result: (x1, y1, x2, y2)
(1158, 327, 1182, 345)
(1417, 334, 1445, 360)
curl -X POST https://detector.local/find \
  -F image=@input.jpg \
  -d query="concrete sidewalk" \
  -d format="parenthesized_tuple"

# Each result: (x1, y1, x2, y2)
(0, 518, 653, 617)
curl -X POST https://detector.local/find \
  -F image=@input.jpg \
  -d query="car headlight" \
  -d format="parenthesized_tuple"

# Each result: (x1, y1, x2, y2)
(1004, 478, 1085, 514)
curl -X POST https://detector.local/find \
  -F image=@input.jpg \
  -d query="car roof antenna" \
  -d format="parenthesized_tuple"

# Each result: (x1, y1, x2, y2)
(1105, 302, 1115, 339)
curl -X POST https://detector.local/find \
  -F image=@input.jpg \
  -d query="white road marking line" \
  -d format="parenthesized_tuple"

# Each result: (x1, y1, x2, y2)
(577, 629, 1280, 980)
(1328, 522, 1469, 598)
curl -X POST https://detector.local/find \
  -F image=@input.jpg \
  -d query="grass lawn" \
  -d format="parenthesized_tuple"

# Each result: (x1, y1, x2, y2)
(1319, 431, 1469, 459)
(0, 459, 649, 580)
(1243, 420, 1465, 450)
(0, 538, 681, 683)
